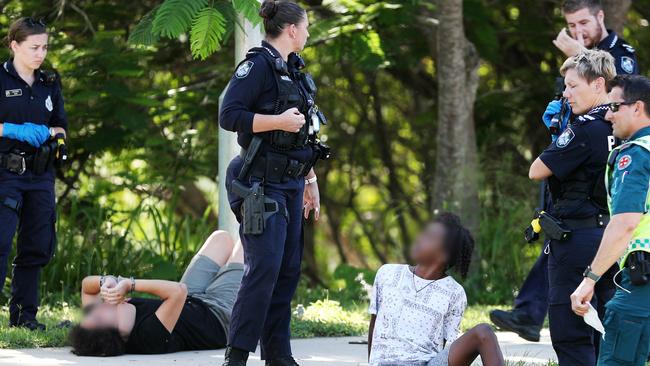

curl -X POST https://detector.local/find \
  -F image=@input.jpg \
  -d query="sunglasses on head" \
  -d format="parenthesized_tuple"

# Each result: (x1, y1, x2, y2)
(24, 18, 47, 27)
(607, 101, 636, 112)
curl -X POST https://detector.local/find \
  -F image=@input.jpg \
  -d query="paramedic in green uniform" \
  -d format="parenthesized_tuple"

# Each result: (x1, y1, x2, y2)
(571, 74, 650, 366)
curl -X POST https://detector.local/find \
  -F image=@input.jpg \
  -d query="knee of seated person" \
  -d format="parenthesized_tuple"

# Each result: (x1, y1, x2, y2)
(473, 323, 495, 343)
(69, 324, 126, 357)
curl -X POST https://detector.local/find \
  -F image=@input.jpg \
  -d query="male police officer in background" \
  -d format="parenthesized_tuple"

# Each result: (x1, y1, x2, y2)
(571, 75, 650, 366)
(490, 0, 639, 342)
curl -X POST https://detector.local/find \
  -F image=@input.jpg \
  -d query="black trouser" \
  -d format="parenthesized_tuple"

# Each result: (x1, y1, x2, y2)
(548, 228, 616, 366)
(0, 168, 56, 324)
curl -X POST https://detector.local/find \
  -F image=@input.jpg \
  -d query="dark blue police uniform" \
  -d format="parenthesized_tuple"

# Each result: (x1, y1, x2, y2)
(220, 41, 327, 360)
(509, 31, 641, 333)
(539, 105, 617, 365)
(0, 59, 67, 326)
(597, 30, 639, 75)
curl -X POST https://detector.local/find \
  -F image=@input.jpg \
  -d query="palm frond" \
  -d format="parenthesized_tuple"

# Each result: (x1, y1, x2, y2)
(231, 0, 261, 26)
(128, 7, 160, 46)
(152, 0, 209, 39)
(190, 6, 228, 60)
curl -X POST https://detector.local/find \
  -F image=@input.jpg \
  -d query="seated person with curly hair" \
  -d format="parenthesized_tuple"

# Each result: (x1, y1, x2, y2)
(368, 213, 505, 366)
(69, 230, 244, 356)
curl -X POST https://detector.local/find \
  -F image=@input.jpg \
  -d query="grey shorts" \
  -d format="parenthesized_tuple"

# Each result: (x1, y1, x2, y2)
(180, 255, 244, 331)
(427, 348, 450, 366)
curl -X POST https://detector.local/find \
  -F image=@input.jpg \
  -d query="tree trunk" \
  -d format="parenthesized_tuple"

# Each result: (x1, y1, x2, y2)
(432, 0, 480, 232)
(602, 0, 631, 35)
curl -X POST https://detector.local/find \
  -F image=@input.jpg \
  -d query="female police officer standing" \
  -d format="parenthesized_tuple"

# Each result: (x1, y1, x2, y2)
(219, 1, 328, 365)
(0, 18, 67, 331)
(528, 50, 618, 365)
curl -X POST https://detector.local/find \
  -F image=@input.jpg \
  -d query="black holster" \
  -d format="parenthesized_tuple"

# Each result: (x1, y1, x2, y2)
(627, 251, 650, 286)
(32, 140, 58, 175)
(231, 180, 285, 235)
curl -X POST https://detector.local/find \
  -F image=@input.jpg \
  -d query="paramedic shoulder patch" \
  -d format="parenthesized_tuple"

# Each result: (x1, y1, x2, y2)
(235, 61, 254, 79)
(556, 128, 575, 148)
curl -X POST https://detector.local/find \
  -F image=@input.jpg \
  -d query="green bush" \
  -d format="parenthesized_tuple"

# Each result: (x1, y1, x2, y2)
(291, 300, 368, 338)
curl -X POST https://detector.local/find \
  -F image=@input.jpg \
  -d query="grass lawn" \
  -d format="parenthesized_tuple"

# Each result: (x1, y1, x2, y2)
(0, 301, 518, 349)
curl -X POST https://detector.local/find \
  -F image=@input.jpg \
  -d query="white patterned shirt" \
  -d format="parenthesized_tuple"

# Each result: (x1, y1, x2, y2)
(368, 264, 467, 365)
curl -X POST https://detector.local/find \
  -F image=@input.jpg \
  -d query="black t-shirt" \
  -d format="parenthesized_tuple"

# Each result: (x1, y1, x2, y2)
(540, 105, 615, 219)
(125, 297, 226, 354)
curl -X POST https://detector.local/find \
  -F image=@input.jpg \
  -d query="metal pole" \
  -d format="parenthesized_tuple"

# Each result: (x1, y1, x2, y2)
(218, 9, 263, 239)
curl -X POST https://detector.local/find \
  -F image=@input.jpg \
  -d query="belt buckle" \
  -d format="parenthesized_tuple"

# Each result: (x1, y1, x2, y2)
(7, 154, 26, 175)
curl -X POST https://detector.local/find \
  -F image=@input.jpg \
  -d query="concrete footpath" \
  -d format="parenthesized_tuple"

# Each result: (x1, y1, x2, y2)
(0, 331, 557, 366)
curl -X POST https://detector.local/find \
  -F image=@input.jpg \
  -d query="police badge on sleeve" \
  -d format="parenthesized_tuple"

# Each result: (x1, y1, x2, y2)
(621, 56, 635, 74)
(235, 61, 254, 79)
(556, 128, 575, 148)
(45, 95, 53, 111)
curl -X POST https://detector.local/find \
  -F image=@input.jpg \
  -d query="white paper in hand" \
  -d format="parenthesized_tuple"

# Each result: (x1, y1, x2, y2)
(584, 303, 606, 337)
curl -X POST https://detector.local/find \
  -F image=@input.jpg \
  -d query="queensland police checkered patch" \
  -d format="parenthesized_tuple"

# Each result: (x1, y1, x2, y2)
(556, 128, 575, 148)
(235, 61, 254, 79)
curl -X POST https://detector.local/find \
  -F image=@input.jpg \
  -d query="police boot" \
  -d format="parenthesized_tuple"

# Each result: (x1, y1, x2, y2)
(489, 309, 541, 342)
(265, 356, 300, 366)
(10, 319, 46, 331)
(222, 346, 249, 366)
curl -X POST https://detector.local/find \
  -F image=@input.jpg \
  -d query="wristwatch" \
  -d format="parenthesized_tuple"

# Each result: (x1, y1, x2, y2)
(583, 266, 601, 282)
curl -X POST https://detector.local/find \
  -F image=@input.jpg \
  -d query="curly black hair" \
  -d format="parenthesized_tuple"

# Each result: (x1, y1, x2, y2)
(433, 212, 475, 279)
(68, 324, 126, 357)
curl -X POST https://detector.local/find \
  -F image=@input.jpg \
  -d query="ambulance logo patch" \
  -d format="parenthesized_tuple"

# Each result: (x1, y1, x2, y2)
(621, 56, 635, 74)
(556, 128, 575, 148)
(45, 95, 53, 112)
(5, 89, 22, 97)
(618, 155, 632, 170)
(235, 61, 254, 79)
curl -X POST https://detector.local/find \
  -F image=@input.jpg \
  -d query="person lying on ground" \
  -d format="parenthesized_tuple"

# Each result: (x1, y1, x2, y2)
(368, 213, 505, 366)
(68, 230, 244, 356)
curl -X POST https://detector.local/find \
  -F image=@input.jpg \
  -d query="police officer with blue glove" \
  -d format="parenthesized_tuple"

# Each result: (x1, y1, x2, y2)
(528, 50, 618, 365)
(219, 1, 329, 365)
(490, 0, 640, 343)
(0, 18, 67, 331)
(571, 75, 650, 366)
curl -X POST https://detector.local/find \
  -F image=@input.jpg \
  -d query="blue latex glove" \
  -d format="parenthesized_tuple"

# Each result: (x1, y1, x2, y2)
(542, 100, 571, 141)
(2, 122, 50, 148)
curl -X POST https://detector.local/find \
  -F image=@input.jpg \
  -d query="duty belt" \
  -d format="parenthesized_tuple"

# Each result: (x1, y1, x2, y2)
(239, 148, 310, 183)
(0, 152, 33, 175)
(563, 213, 609, 230)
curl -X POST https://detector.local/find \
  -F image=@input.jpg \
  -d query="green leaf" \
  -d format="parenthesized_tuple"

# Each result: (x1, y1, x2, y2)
(232, 0, 261, 26)
(190, 6, 227, 60)
(152, 0, 209, 39)
(128, 7, 160, 46)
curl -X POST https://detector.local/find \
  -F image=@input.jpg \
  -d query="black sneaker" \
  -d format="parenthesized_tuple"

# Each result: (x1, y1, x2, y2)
(489, 309, 541, 342)
(222, 346, 249, 366)
(11, 319, 46, 331)
(266, 356, 300, 366)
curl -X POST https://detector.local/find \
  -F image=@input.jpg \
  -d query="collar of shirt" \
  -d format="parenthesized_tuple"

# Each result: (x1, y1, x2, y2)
(629, 126, 650, 141)
(261, 40, 281, 59)
(597, 29, 618, 51)
(3, 58, 45, 85)
(577, 104, 609, 123)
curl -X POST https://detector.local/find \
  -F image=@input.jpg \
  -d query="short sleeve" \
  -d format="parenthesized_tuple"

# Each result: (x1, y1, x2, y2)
(539, 126, 590, 179)
(610, 147, 650, 215)
(443, 289, 466, 344)
(219, 56, 268, 134)
(48, 84, 67, 130)
(128, 314, 171, 354)
(368, 266, 386, 315)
